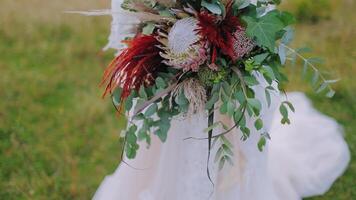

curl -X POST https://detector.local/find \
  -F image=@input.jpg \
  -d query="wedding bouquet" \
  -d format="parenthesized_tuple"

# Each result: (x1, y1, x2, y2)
(97, 0, 336, 168)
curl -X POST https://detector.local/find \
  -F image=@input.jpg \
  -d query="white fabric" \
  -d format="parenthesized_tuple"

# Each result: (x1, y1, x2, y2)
(104, 0, 138, 52)
(268, 93, 350, 199)
(95, 1, 350, 199)
(93, 90, 350, 200)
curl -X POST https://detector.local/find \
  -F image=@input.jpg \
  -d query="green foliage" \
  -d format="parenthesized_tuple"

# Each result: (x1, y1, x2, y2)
(142, 22, 155, 35)
(278, 101, 295, 124)
(257, 136, 266, 151)
(205, 85, 220, 109)
(125, 125, 139, 158)
(233, 0, 250, 13)
(254, 118, 263, 130)
(214, 136, 234, 170)
(243, 12, 285, 51)
(201, 0, 224, 15)
(278, 44, 337, 98)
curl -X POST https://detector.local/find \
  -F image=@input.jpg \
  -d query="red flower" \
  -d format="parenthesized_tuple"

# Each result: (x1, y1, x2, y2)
(101, 35, 163, 101)
(197, 3, 242, 62)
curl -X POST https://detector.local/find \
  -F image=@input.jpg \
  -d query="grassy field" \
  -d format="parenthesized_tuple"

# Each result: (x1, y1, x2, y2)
(0, 0, 354, 199)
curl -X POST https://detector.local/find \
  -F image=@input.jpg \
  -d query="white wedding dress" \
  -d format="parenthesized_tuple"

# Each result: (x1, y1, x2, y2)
(93, 1, 350, 199)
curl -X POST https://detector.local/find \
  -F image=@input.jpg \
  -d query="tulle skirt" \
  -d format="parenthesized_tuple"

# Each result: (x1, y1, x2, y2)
(93, 92, 350, 200)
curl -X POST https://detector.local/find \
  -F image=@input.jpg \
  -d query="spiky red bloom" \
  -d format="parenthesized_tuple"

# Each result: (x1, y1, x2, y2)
(101, 35, 163, 100)
(197, 5, 241, 62)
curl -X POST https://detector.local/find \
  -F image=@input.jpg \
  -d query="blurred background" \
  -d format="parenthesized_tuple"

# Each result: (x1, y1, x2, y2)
(0, 0, 354, 199)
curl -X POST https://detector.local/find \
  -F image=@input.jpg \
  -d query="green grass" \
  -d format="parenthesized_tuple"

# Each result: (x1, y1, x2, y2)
(0, 1, 124, 199)
(0, 0, 354, 199)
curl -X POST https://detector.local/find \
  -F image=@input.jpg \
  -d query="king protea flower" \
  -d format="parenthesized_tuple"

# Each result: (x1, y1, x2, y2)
(160, 17, 208, 72)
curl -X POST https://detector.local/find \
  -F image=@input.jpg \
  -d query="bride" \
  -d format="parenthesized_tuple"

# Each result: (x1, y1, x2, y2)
(93, 0, 350, 199)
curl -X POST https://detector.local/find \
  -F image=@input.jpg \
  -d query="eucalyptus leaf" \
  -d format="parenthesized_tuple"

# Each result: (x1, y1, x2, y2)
(175, 90, 189, 106)
(220, 102, 228, 114)
(308, 57, 324, 64)
(296, 47, 312, 54)
(126, 131, 137, 144)
(233, 110, 244, 125)
(240, 126, 250, 140)
(257, 136, 266, 152)
(244, 76, 259, 86)
(222, 144, 234, 156)
(219, 157, 226, 170)
(155, 119, 171, 142)
(265, 89, 271, 107)
(283, 101, 295, 112)
(247, 98, 262, 112)
(221, 135, 234, 149)
(206, 92, 219, 110)
(256, 7, 266, 17)
(281, 27, 294, 45)
(311, 71, 319, 86)
(142, 22, 155, 35)
(253, 53, 269, 64)
(262, 65, 276, 80)
(254, 118, 263, 130)
(278, 44, 286, 65)
(279, 103, 290, 125)
(316, 82, 328, 93)
(134, 113, 145, 120)
(204, 122, 221, 133)
(126, 147, 136, 159)
(215, 147, 224, 162)
(155, 77, 166, 88)
(227, 101, 235, 117)
(326, 89, 336, 98)
(125, 93, 135, 112)
(139, 85, 148, 100)
(235, 89, 246, 104)
(234, 0, 250, 9)
(325, 79, 340, 84)
(224, 155, 234, 166)
(279, 103, 288, 118)
(155, 129, 167, 142)
(112, 87, 122, 106)
(125, 125, 139, 159)
(144, 103, 158, 117)
(281, 117, 291, 124)
(201, 0, 222, 15)
(222, 81, 231, 95)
